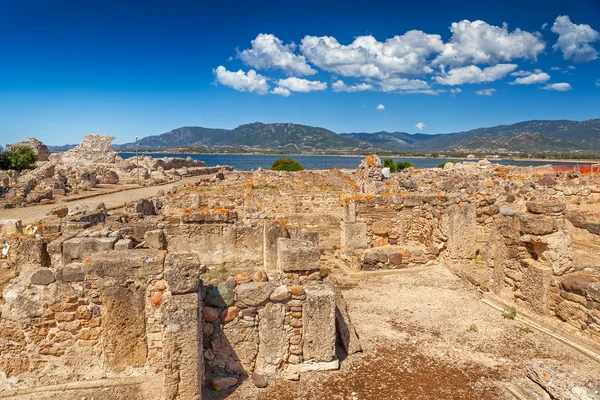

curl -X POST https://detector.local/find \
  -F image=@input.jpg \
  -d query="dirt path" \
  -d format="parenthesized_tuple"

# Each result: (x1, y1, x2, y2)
(211, 266, 600, 400)
(0, 177, 197, 224)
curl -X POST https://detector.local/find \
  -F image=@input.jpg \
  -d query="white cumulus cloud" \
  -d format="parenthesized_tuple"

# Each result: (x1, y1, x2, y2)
(275, 77, 327, 93)
(433, 20, 545, 67)
(300, 31, 444, 79)
(271, 87, 291, 97)
(376, 104, 385, 110)
(332, 80, 373, 92)
(543, 82, 572, 91)
(415, 122, 426, 131)
(378, 77, 435, 93)
(238, 33, 317, 76)
(510, 71, 551, 85)
(212, 66, 269, 94)
(435, 64, 517, 85)
(475, 88, 496, 96)
(551, 16, 599, 62)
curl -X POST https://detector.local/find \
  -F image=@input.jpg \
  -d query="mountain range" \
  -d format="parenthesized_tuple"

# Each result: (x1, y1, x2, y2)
(51, 118, 600, 154)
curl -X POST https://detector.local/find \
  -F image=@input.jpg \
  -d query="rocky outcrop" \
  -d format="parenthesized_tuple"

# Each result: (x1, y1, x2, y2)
(53, 134, 121, 164)
(9, 137, 49, 161)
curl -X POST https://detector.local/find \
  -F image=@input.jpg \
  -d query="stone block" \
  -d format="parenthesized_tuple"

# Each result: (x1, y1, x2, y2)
(286, 360, 339, 374)
(165, 252, 203, 295)
(62, 237, 117, 264)
(341, 222, 368, 249)
(83, 250, 164, 282)
(371, 220, 392, 236)
(521, 262, 553, 315)
(144, 229, 166, 250)
(114, 238, 134, 250)
(446, 203, 477, 260)
(162, 292, 203, 400)
(526, 201, 566, 215)
(30, 269, 56, 285)
(519, 214, 557, 235)
(0, 220, 22, 236)
(327, 280, 362, 355)
(56, 263, 85, 282)
(101, 285, 147, 373)
(235, 281, 274, 307)
(255, 302, 288, 376)
(277, 238, 320, 272)
(303, 284, 336, 362)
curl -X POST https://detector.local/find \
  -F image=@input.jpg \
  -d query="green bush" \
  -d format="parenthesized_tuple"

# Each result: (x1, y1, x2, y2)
(502, 306, 517, 320)
(0, 145, 38, 171)
(383, 158, 397, 172)
(383, 159, 414, 173)
(271, 158, 304, 172)
(438, 160, 457, 168)
(395, 161, 413, 171)
(0, 146, 9, 170)
(7, 146, 38, 171)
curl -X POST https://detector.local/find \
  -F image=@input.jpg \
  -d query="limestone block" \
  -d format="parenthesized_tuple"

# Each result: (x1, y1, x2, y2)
(371, 220, 392, 236)
(526, 201, 566, 215)
(327, 280, 362, 355)
(235, 281, 274, 307)
(518, 214, 557, 236)
(83, 250, 164, 282)
(256, 302, 288, 376)
(114, 238, 134, 250)
(56, 263, 85, 282)
(286, 360, 339, 374)
(341, 222, 368, 249)
(144, 229, 166, 250)
(101, 285, 147, 373)
(277, 238, 320, 272)
(521, 230, 573, 276)
(446, 203, 477, 260)
(303, 285, 336, 362)
(164, 252, 203, 295)
(263, 221, 288, 271)
(162, 293, 203, 400)
(0, 220, 23, 236)
(62, 237, 117, 264)
(521, 261, 553, 315)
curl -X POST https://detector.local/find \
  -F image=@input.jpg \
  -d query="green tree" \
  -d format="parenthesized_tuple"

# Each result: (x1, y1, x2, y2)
(383, 158, 397, 172)
(395, 161, 413, 171)
(7, 146, 38, 171)
(0, 146, 9, 170)
(271, 158, 304, 172)
(438, 160, 457, 168)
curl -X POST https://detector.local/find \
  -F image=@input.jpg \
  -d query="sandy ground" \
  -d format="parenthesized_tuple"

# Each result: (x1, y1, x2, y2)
(0, 177, 198, 224)
(208, 266, 600, 400)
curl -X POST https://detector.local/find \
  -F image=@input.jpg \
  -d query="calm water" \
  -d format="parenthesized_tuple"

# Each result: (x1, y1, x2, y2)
(120, 153, 585, 171)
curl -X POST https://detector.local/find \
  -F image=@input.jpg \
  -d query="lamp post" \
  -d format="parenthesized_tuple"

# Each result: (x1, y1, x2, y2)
(135, 136, 139, 183)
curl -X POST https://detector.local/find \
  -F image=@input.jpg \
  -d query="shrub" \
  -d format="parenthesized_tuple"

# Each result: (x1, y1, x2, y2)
(383, 158, 397, 172)
(7, 146, 38, 171)
(0, 146, 9, 170)
(467, 324, 478, 332)
(395, 161, 413, 171)
(271, 158, 304, 172)
(502, 306, 517, 320)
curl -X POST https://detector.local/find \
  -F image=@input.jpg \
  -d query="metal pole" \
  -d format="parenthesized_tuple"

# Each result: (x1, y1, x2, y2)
(136, 136, 139, 183)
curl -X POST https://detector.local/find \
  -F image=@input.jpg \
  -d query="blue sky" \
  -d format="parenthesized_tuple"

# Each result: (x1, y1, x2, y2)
(0, 0, 599, 145)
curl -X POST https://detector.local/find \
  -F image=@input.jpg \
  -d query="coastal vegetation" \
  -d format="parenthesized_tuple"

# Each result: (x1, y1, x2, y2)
(0, 145, 38, 171)
(270, 157, 304, 171)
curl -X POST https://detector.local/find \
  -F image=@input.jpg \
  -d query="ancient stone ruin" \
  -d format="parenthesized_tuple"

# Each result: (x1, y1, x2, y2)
(1, 154, 600, 399)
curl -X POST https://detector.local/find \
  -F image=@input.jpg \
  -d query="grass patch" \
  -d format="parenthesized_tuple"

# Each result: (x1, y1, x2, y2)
(467, 324, 479, 332)
(502, 306, 517, 320)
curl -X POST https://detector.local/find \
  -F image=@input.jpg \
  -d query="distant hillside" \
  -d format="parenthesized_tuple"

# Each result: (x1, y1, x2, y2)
(106, 118, 600, 154)
(116, 122, 376, 152)
(47, 144, 77, 153)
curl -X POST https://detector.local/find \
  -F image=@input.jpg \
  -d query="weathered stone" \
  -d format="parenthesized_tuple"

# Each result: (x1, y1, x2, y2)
(235, 281, 274, 307)
(162, 292, 203, 400)
(277, 238, 320, 272)
(202, 306, 219, 322)
(30, 269, 56, 285)
(251, 372, 268, 388)
(212, 376, 238, 391)
(499, 207, 517, 216)
(48, 205, 69, 218)
(0, 219, 23, 236)
(56, 264, 85, 282)
(55, 134, 122, 164)
(521, 262, 553, 315)
(205, 283, 234, 308)
(286, 360, 339, 374)
(62, 237, 117, 264)
(519, 214, 557, 235)
(303, 285, 336, 362)
(234, 273, 252, 285)
(256, 302, 288, 376)
(164, 252, 202, 295)
(254, 270, 269, 282)
(144, 229, 166, 250)
(341, 222, 368, 249)
(221, 306, 239, 323)
(526, 201, 566, 215)
(561, 275, 597, 297)
(114, 238, 134, 250)
(371, 220, 392, 236)
(327, 280, 362, 355)
(270, 285, 291, 302)
(526, 360, 592, 400)
(101, 285, 147, 373)
(446, 203, 477, 260)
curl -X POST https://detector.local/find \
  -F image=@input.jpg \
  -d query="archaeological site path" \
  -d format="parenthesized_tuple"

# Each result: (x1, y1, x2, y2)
(0, 176, 198, 224)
